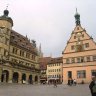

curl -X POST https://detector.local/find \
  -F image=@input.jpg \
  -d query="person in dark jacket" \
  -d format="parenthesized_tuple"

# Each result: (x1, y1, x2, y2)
(89, 76, 96, 96)
(53, 79, 57, 87)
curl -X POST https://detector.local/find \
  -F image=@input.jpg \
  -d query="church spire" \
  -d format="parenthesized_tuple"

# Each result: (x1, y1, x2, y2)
(74, 8, 81, 26)
(39, 43, 43, 58)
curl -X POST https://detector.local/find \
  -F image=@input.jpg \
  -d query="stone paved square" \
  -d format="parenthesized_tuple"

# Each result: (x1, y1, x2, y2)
(0, 83, 91, 96)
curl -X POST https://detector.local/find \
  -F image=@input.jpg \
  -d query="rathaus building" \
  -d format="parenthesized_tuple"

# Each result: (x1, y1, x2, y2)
(0, 9, 40, 84)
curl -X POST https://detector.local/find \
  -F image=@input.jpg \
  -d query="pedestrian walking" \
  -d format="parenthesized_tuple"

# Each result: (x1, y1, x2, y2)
(89, 76, 96, 96)
(73, 79, 77, 86)
(53, 80, 57, 87)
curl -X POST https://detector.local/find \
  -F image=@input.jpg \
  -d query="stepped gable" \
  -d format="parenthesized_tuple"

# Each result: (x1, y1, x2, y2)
(63, 11, 96, 54)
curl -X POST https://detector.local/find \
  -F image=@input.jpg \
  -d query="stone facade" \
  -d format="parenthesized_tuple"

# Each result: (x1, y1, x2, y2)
(0, 9, 40, 84)
(62, 11, 96, 84)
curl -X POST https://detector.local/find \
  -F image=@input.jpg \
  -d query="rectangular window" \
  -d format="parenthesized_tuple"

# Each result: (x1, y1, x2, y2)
(71, 45, 75, 50)
(81, 57, 84, 62)
(77, 70, 86, 78)
(26, 53, 30, 58)
(85, 43, 89, 48)
(91, 70, 96, 77)
(13, 47, 18, 54)
(93, 55, 96, 61)
(86, 56, 90, 62)
(77, 57, 80, 63)
(74, 36, 76, 39)
(66, 58, 70, 64)
(71, 58, 75, 63)
(82, 34, 84, 38)
(68, 71, 72, 78)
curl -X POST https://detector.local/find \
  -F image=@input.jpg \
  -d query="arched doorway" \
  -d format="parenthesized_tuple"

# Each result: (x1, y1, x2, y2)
(1, 70, 9, 82)
(35, 75, 38, 82)
(22, 73, 26, 84)
(29, 75, 33, 84)
(12, 72, 19, 83)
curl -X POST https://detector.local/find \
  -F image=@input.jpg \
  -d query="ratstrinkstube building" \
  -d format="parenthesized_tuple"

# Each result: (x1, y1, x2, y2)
(0, 9, 40, 84)
(62, 10, 96, 84)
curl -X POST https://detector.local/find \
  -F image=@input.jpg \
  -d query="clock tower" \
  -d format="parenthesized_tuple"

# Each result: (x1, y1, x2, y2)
(0, 9, 13, 62)
(62, 10, 96, 84)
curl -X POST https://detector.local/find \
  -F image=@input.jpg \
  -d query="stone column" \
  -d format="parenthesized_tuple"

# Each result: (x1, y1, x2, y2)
(38, 74, 40, 84)
(0, 68, 2, 82)
(18, 72, 22, 84)
(32, 74, 35, 84)
(26, 73, 30, 84)
(8, 70, 13, 83)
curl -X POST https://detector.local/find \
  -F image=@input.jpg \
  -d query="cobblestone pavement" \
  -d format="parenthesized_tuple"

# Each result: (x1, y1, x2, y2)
(0, 83, 91, 96)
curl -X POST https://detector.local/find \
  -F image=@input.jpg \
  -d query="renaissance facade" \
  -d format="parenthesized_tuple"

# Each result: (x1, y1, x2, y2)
(62, 10, 96, 84)
(0, 9, 40, 84)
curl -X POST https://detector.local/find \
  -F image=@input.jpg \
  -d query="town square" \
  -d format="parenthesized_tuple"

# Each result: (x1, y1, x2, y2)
(0, 0, 96, 96)
(0, 83, 91, 96)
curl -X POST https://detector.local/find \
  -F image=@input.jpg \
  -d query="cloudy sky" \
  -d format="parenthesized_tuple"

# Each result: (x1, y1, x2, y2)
(0, 0, 96, 57)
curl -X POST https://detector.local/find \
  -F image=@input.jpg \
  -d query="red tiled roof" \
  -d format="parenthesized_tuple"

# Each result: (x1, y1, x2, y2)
(39, 57, 51, 70)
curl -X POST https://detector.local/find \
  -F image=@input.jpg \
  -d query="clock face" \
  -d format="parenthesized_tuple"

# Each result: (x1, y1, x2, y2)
(76, 45, 83, 52)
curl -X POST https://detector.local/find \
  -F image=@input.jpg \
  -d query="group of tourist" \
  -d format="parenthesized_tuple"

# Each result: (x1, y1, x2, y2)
(68, 78, 77, 86)
(40, 76, 96, 96)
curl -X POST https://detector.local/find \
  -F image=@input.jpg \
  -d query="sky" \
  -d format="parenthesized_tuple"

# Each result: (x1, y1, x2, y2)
(0, 0, 96, 57)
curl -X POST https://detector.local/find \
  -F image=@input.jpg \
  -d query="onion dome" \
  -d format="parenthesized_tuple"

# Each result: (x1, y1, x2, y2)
(74, 8, 81, 26)
(0, 9, 13, 26)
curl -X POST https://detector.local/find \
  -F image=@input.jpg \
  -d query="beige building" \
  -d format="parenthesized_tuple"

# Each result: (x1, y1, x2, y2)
(62, 11, 96, 84)
(47, 57, 63, 84)
(0, 9, 40, 84)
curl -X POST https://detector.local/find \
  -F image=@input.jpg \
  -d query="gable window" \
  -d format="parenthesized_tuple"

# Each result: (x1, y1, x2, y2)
(74, 36, 76, 39)
(71, 45, 75, 50)
(77, 27, 79, 30)
(85, 43, 89, 48)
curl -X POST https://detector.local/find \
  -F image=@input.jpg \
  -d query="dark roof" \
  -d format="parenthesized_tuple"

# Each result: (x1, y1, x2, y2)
(10, 30, 38, 55)
(48, 57, 63, 64)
